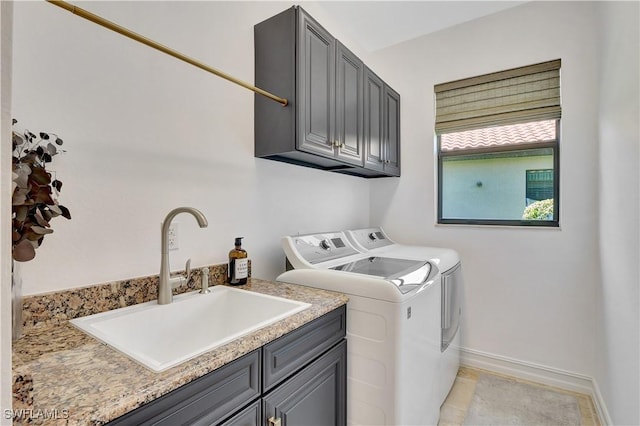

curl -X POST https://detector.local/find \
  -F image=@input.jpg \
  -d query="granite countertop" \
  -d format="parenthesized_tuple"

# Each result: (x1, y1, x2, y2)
(12, 278, 348, 425)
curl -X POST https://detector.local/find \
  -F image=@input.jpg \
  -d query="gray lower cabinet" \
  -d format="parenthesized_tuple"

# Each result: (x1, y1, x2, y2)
(220, 400, 261, 426)
(107, 349, 261, 426)
(263, 340, 347, 426)
(255, 6, 396, 178)
(107, 306, 346, 426)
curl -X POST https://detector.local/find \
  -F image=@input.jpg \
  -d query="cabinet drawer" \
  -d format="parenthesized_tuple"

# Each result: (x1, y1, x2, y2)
(108, 349, 261, 425)
(263, 305, 346, 392)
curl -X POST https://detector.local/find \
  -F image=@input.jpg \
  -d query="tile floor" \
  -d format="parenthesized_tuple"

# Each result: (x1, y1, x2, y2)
(439, 366, 601, 426)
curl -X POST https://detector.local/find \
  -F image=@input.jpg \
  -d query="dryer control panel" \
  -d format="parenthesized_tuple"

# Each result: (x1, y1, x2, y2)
(346, 227, 395, 251)
(284, 232, 359, 265)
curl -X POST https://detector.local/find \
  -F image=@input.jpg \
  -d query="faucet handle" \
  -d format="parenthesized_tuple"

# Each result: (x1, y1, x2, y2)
(185, 258, 192, 282)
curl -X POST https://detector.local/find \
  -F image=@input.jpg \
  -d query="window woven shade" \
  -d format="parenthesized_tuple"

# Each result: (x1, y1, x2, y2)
(435, 59, 561, 134)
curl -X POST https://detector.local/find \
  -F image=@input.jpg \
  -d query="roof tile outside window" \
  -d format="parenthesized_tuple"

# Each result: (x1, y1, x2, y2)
(440, 119, 556, 152)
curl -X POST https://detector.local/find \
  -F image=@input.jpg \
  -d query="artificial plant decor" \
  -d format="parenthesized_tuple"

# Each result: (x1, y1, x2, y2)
(12, 119, 71, 262)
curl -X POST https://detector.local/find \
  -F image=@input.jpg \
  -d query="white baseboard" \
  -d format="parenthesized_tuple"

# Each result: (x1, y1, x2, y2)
(591, 377, 613, 426)
(460, 347, 612, 425)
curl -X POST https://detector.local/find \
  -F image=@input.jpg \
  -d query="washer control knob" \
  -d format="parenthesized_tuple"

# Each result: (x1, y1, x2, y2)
(319, 239, 331, 250)
(368, 232, 378, 241)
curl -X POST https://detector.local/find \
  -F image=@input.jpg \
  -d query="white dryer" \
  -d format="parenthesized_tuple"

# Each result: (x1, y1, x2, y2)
(278, 231, 443, 426)
(345, 227, 463, 406)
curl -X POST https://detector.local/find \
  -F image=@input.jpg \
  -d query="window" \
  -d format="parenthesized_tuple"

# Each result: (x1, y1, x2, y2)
(435, 60, 560, 227)
(526, 169, 554, 202)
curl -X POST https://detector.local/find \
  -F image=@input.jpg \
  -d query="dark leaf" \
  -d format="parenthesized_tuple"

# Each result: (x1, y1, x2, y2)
(31, 225, 53, 235)
(12, 189, 28, 207)
(59, 205, 71, 219)
(24, 227, 43, 242)
(52, 179, 63, 192)
(43, 153, 52, 163)
(34, 209, 49, 227)
(22, 152, 38, 166)
(30, 167, 51, 185)
(26, 131, 36, 141)
(48, 204, 62, 216)
(36, 146, 44, 157)
(12, 132, 25, 147)
(12, 118, 17, 125)
(14, 206, 28, 223)
(39, 132, 50, 140)
(13, 165, 30, 189)
(13, 239, 36, 262)
(32, 185, 54, 205)
(55, 137, 63, 146)
(40, 208, 53, 222)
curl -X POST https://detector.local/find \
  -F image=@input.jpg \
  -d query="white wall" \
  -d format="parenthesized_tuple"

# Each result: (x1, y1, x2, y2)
(11, 1, 372, 296)
(595, 1, 640, 424)
(368, 1, 640, 422)
(369, 1, 601, 379)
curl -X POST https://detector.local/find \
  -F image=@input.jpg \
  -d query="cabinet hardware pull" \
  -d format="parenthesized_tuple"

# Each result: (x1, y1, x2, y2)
(268, 416, 282, 426)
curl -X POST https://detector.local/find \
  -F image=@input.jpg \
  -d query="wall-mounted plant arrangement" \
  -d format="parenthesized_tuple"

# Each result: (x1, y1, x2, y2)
(12, 119, 71, 262)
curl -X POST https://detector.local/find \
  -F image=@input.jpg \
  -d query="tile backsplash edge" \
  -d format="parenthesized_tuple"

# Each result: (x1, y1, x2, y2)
(21, 262, 249, 333)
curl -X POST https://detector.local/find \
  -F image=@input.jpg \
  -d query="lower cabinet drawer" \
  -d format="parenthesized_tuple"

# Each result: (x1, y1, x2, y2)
(262, 305, 346, 392)
(107, 349, 261, 425)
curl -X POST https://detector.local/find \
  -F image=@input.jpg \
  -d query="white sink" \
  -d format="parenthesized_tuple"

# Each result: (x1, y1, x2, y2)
(70, 286, 311, 372)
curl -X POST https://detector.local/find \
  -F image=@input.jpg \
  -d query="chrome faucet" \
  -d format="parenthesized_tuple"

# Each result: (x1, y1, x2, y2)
(159, 207, 208, 305)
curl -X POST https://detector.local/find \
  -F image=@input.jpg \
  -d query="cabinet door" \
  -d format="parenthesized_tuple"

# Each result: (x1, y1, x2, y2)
(335, 41, 364, 166)
(383, 85, 401, 176)
(297, 8, 336, 158)
(263, 340, 347, 426)
(364, 67, 385, 172)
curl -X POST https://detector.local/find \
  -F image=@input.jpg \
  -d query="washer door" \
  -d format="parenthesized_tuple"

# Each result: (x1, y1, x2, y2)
(332, 257, 434, 294)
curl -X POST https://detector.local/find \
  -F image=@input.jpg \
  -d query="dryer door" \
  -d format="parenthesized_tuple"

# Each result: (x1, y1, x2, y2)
(441, 262, 462, 352)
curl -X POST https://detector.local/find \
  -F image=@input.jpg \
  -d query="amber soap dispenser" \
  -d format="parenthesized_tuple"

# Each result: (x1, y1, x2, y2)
(228, 237, 248, 285)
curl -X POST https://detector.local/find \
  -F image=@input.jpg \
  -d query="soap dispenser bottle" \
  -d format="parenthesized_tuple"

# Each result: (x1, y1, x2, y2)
(228, 237, 248, 285)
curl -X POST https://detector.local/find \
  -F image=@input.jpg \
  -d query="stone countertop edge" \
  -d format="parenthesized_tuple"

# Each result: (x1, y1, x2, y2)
(12, 278, 348, 425)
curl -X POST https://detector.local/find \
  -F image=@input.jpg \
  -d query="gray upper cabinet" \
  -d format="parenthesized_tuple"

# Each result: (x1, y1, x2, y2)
(363, 67, 400, 177)
(297, 10, 336, 159)
(255, 6, 397, 177)
(383, 84, 401, 176)
(364, 68, 384, 172)
(335, 41, 364, 166)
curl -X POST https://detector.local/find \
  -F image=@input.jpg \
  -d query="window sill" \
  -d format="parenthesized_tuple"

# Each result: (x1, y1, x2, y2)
(435, 221, 561, 230)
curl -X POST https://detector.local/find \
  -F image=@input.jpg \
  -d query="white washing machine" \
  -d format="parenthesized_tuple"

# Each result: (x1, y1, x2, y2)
(278, 232, 443, 426)
(344, 228, 463, 407)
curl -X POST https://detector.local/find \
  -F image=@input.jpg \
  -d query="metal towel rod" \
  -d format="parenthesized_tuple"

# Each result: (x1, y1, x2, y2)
(46, 0, 289, 106)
